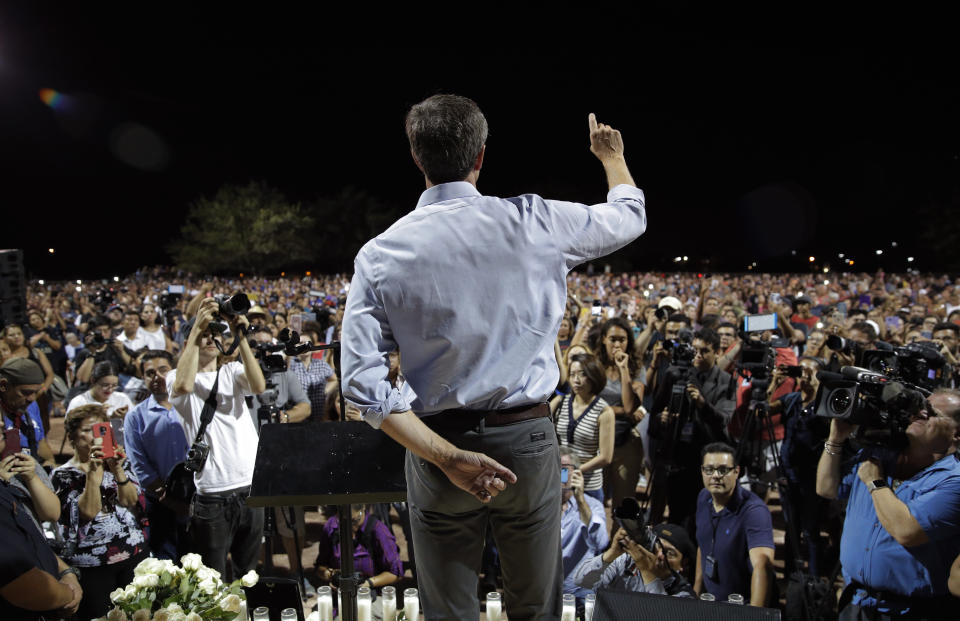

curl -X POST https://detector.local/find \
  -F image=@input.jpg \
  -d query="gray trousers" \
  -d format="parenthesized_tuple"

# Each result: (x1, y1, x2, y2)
(405, 416, 562, 621)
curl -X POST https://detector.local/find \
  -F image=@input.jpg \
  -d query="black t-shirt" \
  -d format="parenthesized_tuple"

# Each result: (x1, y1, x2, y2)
(0, 485, 60, 621)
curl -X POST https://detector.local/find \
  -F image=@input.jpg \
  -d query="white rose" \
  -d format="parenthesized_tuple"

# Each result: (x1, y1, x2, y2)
(109, 588, 127, 603)
(153, 611, 171, 621)
(241, 570, 259, 588)
(198, 577, 218, 595)
(135, 557, 164, 576)
(107, 608, 129, 621)
(180, 553, 203, 571)
(168, 613, 187, 621)
(124, 585, 138, 599)
(166, 603, 184, 614)
(133, 574, 159, 589)
(185, 613, 203, 621)
(132, 609, 152, 621)
(220, 593, 242, 613)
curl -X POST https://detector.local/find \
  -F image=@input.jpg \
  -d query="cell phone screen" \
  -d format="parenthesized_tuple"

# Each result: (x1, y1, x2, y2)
(560, 467, 569, 484)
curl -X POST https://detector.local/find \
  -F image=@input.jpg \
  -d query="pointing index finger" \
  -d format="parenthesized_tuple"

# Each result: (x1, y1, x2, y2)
(588, 112, 598, 133)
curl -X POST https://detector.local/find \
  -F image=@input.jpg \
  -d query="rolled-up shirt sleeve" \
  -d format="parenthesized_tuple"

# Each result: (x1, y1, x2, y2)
(341, 250, 413, 429)
(545, 184, 647, 270)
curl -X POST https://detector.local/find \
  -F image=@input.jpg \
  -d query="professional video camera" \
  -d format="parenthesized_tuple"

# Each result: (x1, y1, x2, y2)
(814, 366, 928, 449)
(159, 291, 183, 327)
(736, 313, 791, 388)
(249, 327, 318, 426)
(860, 341, 951, 392)
(92, 288, 115, 312)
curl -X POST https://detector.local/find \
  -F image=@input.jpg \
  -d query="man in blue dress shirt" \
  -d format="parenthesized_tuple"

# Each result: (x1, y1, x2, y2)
(124, 350, 190, 559)
(816, 388, 960, 620)
(341, 94, 647, 621)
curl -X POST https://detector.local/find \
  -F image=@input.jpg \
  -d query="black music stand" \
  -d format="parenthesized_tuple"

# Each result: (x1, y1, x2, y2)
(248, 421, 407, 621)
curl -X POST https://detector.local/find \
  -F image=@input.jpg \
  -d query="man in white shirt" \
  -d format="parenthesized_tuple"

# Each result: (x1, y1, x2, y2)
(168, 297, 267, 576)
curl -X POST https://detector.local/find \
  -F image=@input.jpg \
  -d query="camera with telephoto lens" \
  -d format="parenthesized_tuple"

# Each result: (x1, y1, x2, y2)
(613, 497, 659, 553)
(207, 293, 251, 334)
(184, 440, 210, 473)
(814, 366, 928, 449)
(826, 334, 866, 364)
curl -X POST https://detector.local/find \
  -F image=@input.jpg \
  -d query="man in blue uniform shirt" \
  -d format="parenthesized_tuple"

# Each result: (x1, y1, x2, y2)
(817, 388, 960, 620)
(694, 442, 775, 606)
(341, 94, 647, 621)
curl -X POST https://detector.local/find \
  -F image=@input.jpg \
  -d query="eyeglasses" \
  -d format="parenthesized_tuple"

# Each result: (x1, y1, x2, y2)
(95, 382, 119, 391)
(701, 465, 736, 477)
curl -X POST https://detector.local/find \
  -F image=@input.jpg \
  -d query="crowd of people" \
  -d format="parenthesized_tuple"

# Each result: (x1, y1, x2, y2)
(3, 266, 960, 620)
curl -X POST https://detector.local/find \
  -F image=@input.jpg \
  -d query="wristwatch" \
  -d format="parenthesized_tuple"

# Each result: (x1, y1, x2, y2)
(58, 566, 82, 581)
(867, 479, 888, 493)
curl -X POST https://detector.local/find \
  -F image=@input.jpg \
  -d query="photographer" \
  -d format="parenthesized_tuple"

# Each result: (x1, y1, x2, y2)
(558, 447, 608, 600)
(574, 522, 696, 598)
(816, 388, 960, 620)
(74, 320, 133, 386)
(648, 329, 735, 531)
(168, 296, 267, 577)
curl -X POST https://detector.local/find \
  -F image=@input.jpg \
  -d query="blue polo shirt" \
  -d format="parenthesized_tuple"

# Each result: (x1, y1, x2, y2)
(839, 453, 960, 605)
(695, 485, 775, 601)
(123, 395, 190, 489)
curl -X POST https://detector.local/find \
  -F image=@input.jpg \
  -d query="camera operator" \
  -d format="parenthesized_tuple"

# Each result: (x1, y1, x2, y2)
(168, 296, 267, 577)
(648, 329, 735, 531)
(246, 326, 313, 592)
(816, 388, 960, 620)
(74, 320, 133, 386)
(558, 447, 608, 601)
(574, 522, 696, 598)
(247, 327, 311, 426)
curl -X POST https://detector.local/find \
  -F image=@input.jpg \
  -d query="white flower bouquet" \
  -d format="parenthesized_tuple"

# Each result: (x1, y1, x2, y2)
(96, 554, 259, 621)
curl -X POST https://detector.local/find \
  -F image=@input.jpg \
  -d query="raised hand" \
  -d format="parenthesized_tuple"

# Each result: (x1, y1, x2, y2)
(437, 448, 518, 504)
(588, 113, 625, 162)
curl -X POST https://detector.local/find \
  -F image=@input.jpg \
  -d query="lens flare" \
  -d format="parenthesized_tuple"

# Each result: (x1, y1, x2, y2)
(39, 88, 65, 109)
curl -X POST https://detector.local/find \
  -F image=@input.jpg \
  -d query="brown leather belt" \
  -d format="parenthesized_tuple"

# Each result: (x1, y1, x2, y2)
(423, 403, 550, 434)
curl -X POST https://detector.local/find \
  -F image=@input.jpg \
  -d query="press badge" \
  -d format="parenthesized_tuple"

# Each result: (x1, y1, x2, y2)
(704, 554, 719, 581)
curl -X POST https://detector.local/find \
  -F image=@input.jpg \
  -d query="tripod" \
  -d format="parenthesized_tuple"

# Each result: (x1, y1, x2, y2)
(735, 395, 835, 619)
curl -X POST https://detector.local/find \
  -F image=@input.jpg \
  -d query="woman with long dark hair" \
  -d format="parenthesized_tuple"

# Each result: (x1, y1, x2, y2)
(596, 317, 646, 508)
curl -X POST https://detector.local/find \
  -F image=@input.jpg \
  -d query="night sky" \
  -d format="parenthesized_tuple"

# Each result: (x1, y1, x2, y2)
(2, 6, 958, 280)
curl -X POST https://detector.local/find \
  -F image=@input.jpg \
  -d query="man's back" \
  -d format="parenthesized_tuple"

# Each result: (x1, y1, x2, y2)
(345, 181, 645, 416)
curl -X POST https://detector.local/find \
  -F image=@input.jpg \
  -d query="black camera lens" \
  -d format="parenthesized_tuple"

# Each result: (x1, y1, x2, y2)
(829, 389, 853, 416)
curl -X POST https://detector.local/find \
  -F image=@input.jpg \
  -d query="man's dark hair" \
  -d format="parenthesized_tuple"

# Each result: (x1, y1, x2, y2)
(140, 350, 174, 374)
(699, 314, 720, 332)
(124, 308, 141, 318)
(694, 328, 721, 352)
(798, 355, 825, 371)
(848, 308, 868, 319)
(568, 353, 607, 396)
(717, 321, 737, 333)
(405, 94, 488, 184)
(701, 441, 737, 464)
(933, 322, 959, 337)
(667, 313, 692, 328)
(849, 321, 877, 342)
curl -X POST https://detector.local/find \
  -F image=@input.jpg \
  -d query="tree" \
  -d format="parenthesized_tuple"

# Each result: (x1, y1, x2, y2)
(169, 181, 315, 274)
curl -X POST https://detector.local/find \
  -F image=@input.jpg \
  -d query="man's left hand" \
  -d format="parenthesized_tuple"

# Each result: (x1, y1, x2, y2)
(438, 448, 518, 504)
(858, 458, 884, 485)
(569, 468, 585, 498)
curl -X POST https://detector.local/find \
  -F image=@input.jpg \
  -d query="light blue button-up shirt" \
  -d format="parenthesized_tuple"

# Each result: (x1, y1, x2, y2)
(342, 181, 646, 427)
(123, 394, 190, 489)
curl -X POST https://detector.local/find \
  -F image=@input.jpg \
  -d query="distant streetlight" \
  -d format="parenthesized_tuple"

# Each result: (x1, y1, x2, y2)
(39, 279, 45, 285)
(876, 250, 883, 255)
(113, 276, 119, 282)
(683, 256, 688, 262)
(48, 248, 55, 254)
(838, 253, 845, 258)
(808, 256, 815, 262)
(907, 257, 915, 262)
(76, 280, 82, 285)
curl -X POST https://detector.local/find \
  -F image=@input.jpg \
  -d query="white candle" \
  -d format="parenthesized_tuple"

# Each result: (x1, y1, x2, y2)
(357, 597, 372, 621)
(382, 597, 397, 621)
(317, 591, 333, 621)
(560, 606, 576, 621)
(404, 597, 419, 621)
(486, 600, 501, 621)
(584, 599, 595, 621)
